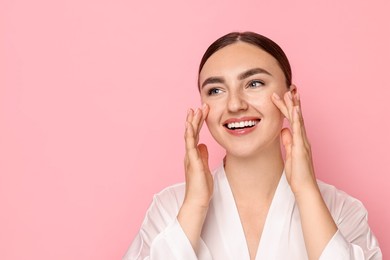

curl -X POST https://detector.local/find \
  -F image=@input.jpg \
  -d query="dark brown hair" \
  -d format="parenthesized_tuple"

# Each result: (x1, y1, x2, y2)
(198, 31, 292, 89)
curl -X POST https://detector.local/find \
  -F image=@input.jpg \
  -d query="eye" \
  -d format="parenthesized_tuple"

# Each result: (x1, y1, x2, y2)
(247, 80, 264, 89)
(207, 88, 223, 96)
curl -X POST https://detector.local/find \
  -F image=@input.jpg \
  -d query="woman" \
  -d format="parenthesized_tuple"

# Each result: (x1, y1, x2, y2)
(124, 32, 382, 259)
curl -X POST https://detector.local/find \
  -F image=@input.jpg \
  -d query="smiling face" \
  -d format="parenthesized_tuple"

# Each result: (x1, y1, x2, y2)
(199, 42, 290, 158)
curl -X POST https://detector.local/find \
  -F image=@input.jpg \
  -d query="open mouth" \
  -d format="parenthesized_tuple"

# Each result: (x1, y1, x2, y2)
(224, 119, 260, 130)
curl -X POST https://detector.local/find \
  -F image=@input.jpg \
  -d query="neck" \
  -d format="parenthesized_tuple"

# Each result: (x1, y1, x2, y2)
(224, 142, 284, 202)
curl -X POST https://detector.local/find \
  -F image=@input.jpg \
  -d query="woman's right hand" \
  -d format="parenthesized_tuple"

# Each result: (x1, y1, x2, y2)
(183, 104, 213, 208)
(177, 103, 212, 252)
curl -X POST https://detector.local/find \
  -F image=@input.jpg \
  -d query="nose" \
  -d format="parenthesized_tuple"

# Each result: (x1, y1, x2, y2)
(227, 92, 248, 112)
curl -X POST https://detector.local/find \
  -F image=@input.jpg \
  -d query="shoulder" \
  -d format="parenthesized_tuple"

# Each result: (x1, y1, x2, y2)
(317, 180, 368, 225)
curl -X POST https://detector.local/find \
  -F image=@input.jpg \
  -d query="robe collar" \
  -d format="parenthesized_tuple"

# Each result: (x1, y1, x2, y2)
(211, 164, 296, 260)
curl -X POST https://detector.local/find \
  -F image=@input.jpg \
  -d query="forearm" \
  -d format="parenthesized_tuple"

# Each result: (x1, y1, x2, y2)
(177, 202, 209, 253)
(295, 184, 338, 260)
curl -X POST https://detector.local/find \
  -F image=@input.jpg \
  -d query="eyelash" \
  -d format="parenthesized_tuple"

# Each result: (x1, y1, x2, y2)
(206, 80, 264, 96)
(207, 88, 223, 96)
(247, 80, 265, 88)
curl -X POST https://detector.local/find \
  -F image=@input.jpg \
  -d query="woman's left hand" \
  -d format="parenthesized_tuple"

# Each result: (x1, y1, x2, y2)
(272, 86, 338, 260)
(271, 87, 318, 196)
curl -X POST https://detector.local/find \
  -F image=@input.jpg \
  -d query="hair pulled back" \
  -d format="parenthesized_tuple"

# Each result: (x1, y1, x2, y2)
(198, 31, 292, 89)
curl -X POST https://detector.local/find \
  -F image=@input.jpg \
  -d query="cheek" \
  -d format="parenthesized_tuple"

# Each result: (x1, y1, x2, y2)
(249, 94, 271, 111)
(251, 95, 283, 119)
(205, 116, 212, 128)
(205, 104, 218, 126)
(268, 102, 284, 120)
(204, 102, 226, 135)
(204, 99, 222, 117)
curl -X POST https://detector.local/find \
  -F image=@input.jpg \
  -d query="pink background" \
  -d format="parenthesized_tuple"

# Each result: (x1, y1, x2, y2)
(1, 0, 389, 259)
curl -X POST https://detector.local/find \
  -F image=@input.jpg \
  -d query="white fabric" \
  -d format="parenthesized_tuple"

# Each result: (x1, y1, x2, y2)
(123, 165, 382, 260)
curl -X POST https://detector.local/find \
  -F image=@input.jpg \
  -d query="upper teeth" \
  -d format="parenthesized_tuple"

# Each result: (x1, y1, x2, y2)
(227, 120, 258, 129)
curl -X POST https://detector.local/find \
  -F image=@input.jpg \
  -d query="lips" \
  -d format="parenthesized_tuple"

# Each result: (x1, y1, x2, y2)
(225, 120, 259, 129)
(223, 117, 261, 135)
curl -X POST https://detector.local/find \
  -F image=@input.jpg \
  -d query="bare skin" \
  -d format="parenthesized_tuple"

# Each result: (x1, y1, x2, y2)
(178, 42, 337, 260)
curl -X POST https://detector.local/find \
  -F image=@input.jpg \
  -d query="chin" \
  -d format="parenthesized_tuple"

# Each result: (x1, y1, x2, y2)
(223, 137, 282, 159)
(222, 142, 262, 158)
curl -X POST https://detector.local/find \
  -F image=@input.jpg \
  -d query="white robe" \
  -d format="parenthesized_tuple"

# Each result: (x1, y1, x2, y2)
(124, 165, 382, 259)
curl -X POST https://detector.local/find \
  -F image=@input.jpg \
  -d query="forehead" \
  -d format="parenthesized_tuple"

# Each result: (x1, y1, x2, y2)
(199, 42, 283, 80)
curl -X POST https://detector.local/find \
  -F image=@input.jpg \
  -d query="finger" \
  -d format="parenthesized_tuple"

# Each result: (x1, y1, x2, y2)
(283, 91, 294, 122)
(287, 85, 303, 140)
(185, 122, 197, 153)
(292, 91, 310, 148)
(292, 89, 299, 107)
(281, 127, 292, 156)
(281, 128, 292, 170)
(186, 108, 194, 124)
(271, 93, 289, 118)
(184, 122, 203, 167)
(184, 109, 195, 153)
(291, 106, 306, 147)
(198, 143, 210, 171)
(286, 84, 298, 119)
(196, 104, 209, 136)
(191, 108, 203, 136)
(294, 92, 305, 133)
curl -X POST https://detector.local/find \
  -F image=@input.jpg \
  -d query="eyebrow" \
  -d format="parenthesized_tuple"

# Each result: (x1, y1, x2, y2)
(201, 77, 225, 89)
(201, 67, 272, 89)
(238, 67, 272, 80)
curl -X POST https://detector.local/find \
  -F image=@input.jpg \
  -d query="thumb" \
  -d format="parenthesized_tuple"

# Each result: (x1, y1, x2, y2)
(198, 143, 210, 170)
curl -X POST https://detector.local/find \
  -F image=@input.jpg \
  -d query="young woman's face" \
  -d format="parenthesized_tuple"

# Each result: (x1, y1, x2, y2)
(199, 42, 290, 158)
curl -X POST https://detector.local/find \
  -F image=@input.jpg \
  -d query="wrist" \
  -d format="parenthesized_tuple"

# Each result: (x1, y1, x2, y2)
(293, 181, 322, 203)
(179, 200, 209, 218)
(177, 201, 209, 252)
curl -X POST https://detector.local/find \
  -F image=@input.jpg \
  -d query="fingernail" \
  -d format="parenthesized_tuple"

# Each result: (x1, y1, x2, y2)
(273, 93, 280, 100)
(288, 91, 292, 100)
(296, 92, 300, 101)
